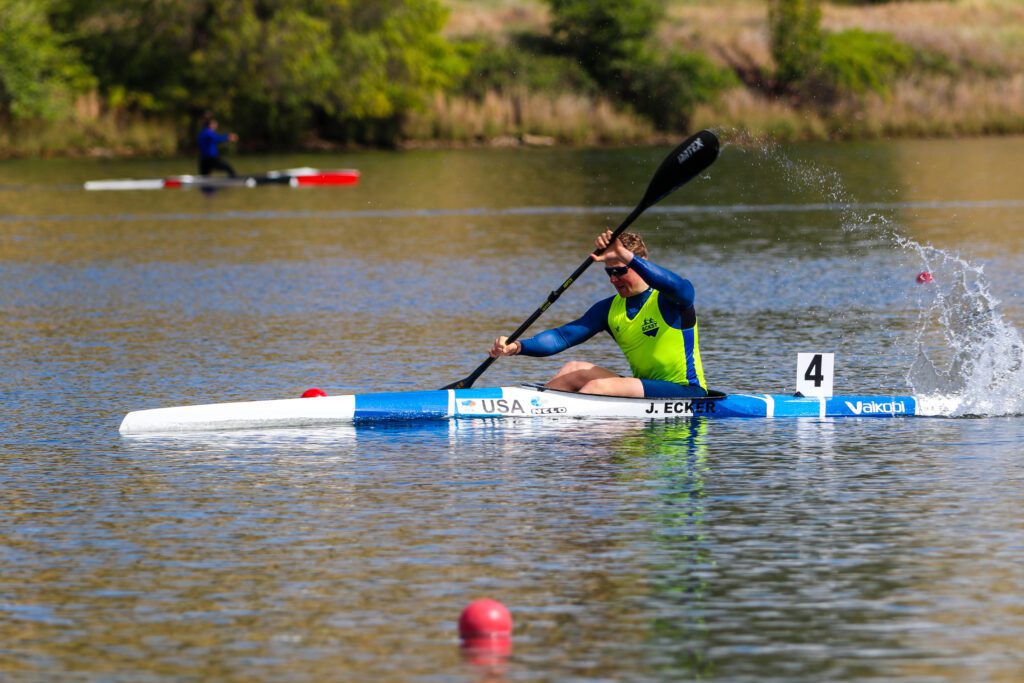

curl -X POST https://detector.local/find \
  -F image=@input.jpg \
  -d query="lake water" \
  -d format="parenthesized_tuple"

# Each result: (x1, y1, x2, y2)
(2, 134, 1023, 682)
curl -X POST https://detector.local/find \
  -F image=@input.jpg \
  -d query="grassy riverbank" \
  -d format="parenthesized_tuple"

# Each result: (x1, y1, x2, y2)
(684, 0, 1024, 139)
(2, 0, 1021, 158)
(429, 0, 1024, 144)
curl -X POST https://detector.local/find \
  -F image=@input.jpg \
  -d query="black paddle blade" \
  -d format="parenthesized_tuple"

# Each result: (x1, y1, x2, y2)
(639, 130, 720, 210)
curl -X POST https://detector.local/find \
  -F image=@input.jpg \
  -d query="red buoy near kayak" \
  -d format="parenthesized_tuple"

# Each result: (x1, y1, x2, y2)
(916, 271, 934, 284)
(301, 388, 327, 398)
(459, 598, 513, 639)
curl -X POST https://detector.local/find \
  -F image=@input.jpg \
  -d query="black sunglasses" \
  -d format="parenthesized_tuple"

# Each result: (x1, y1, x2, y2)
(604, 266, 630, 277)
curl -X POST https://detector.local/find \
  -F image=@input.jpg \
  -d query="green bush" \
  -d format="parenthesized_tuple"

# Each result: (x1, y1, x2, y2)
(547, 0, 663, 82)
(769, 1, 912, 103)
(769, 0, 823, 89)
(454, 37, 598, 100)
(544, 0, 734, 131)
(617, 50, 738, 130)
(820, 29, 913, 96)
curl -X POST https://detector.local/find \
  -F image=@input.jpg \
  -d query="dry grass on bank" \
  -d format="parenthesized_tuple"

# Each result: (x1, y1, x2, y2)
(444, 0, 1024, 142)
(442, 0, 1024, 70)
(850, 73, 1024, 138)
(690, 88, 830, 142)
(444, 1, 548, 40)
(662, 0, 1024, 72)
(403, 89, 656, 146)
(442, 0, 548, 40)
(825, 0, 1024, 70)
(693, 74, 1024, 141)
(0, 111, 178, 159)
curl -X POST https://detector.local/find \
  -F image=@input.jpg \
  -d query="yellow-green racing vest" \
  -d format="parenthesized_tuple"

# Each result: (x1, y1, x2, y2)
(607, 290, 706, 389)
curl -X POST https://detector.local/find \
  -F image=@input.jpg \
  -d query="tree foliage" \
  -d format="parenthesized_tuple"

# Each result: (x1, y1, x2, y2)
(619, 50, 737, 130)
(48, 0, 206, 116)
(0, 0, 94, 121)
(769, 0, 912, 103)
(768, 0, 823, 88)
(547, 0, 662, 82)
(545, 0, 734, 131)
(48, 0, 465, 144)
(452, 36, 598, 100)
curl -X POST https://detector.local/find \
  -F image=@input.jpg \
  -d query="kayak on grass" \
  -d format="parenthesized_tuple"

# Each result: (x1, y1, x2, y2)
(118, 384, 948, 435)
(84, 167, 359, 191)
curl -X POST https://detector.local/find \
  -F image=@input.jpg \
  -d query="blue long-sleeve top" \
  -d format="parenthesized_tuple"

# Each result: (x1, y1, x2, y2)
(198, 128, 230, 158)
(519, 255, 697, 356)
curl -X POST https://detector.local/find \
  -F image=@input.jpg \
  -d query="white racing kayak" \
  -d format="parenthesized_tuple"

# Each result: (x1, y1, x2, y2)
(84, 167, 359, 191)
(118, 385, 947, 435)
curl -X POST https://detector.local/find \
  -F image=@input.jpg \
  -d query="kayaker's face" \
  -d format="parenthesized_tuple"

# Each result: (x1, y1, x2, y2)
(605, 259, 646, 297)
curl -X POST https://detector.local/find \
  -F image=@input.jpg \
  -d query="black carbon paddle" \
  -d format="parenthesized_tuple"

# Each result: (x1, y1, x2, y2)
(442, 129, 721, 391)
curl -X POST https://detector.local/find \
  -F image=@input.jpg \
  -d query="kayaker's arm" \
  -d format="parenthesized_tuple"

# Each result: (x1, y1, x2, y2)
(628, 255, 694, 308)
(517, 298, 612, 357)
(198, 129, 230, 147)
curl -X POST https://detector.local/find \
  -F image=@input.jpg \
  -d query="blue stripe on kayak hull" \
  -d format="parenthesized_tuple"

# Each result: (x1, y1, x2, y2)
(354, 388, 508, 420)
(705, 394, 771, 417)
(354, 390, 449, 420)
(773, 396, 824, 417)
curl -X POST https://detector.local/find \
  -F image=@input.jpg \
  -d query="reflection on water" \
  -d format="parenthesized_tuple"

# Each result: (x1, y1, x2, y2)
(3, 139, 1024, 681)
(615, 419, 715, 677)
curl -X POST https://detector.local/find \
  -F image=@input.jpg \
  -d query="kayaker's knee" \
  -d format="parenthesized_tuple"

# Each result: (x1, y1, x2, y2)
(579, 376, 644, 397)
(579, 377, 620, 395)
(556, 360, 595, 375)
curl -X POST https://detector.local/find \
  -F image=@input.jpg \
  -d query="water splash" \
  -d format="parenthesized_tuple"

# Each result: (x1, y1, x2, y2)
(720, 129, 1024, 416)
(898, 240, 1024, 416)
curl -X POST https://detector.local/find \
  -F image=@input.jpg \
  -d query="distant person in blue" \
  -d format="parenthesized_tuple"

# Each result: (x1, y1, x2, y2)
(489, 230, 708, 398)
(197, 114, 238, 177)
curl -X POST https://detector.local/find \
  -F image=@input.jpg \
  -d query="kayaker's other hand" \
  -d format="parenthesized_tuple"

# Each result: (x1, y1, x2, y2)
(490, 336, 520, 358)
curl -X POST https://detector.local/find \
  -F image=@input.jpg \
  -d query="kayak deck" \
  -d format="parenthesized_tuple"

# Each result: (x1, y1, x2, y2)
(119, 385, 932, 435)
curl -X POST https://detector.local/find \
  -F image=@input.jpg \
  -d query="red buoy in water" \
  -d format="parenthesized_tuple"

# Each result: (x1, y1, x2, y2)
(301, 387, 327, 398)
(916, 271, 934, 284)
(458, 599, 513, 639)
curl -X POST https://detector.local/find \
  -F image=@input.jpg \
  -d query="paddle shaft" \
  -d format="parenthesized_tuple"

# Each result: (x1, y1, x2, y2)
(443, 204, 646, 390)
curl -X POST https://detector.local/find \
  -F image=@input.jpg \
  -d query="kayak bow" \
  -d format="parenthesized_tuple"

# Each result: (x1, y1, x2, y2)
(118, 385, 947, 435)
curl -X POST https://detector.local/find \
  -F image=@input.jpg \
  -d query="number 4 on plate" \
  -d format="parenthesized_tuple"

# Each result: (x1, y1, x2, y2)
(796, 352, 834, 397)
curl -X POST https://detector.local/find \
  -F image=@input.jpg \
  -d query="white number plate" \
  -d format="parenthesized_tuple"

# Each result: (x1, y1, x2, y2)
(796, 352, 834, 397)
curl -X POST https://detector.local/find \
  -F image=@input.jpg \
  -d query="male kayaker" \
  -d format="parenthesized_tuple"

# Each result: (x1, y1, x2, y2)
(197, 114, 238, 177)
(489, 230, 708, 398)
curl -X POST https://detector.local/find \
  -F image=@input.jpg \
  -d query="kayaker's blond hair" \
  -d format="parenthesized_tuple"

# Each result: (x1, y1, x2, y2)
(619, 232, 647, 258)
